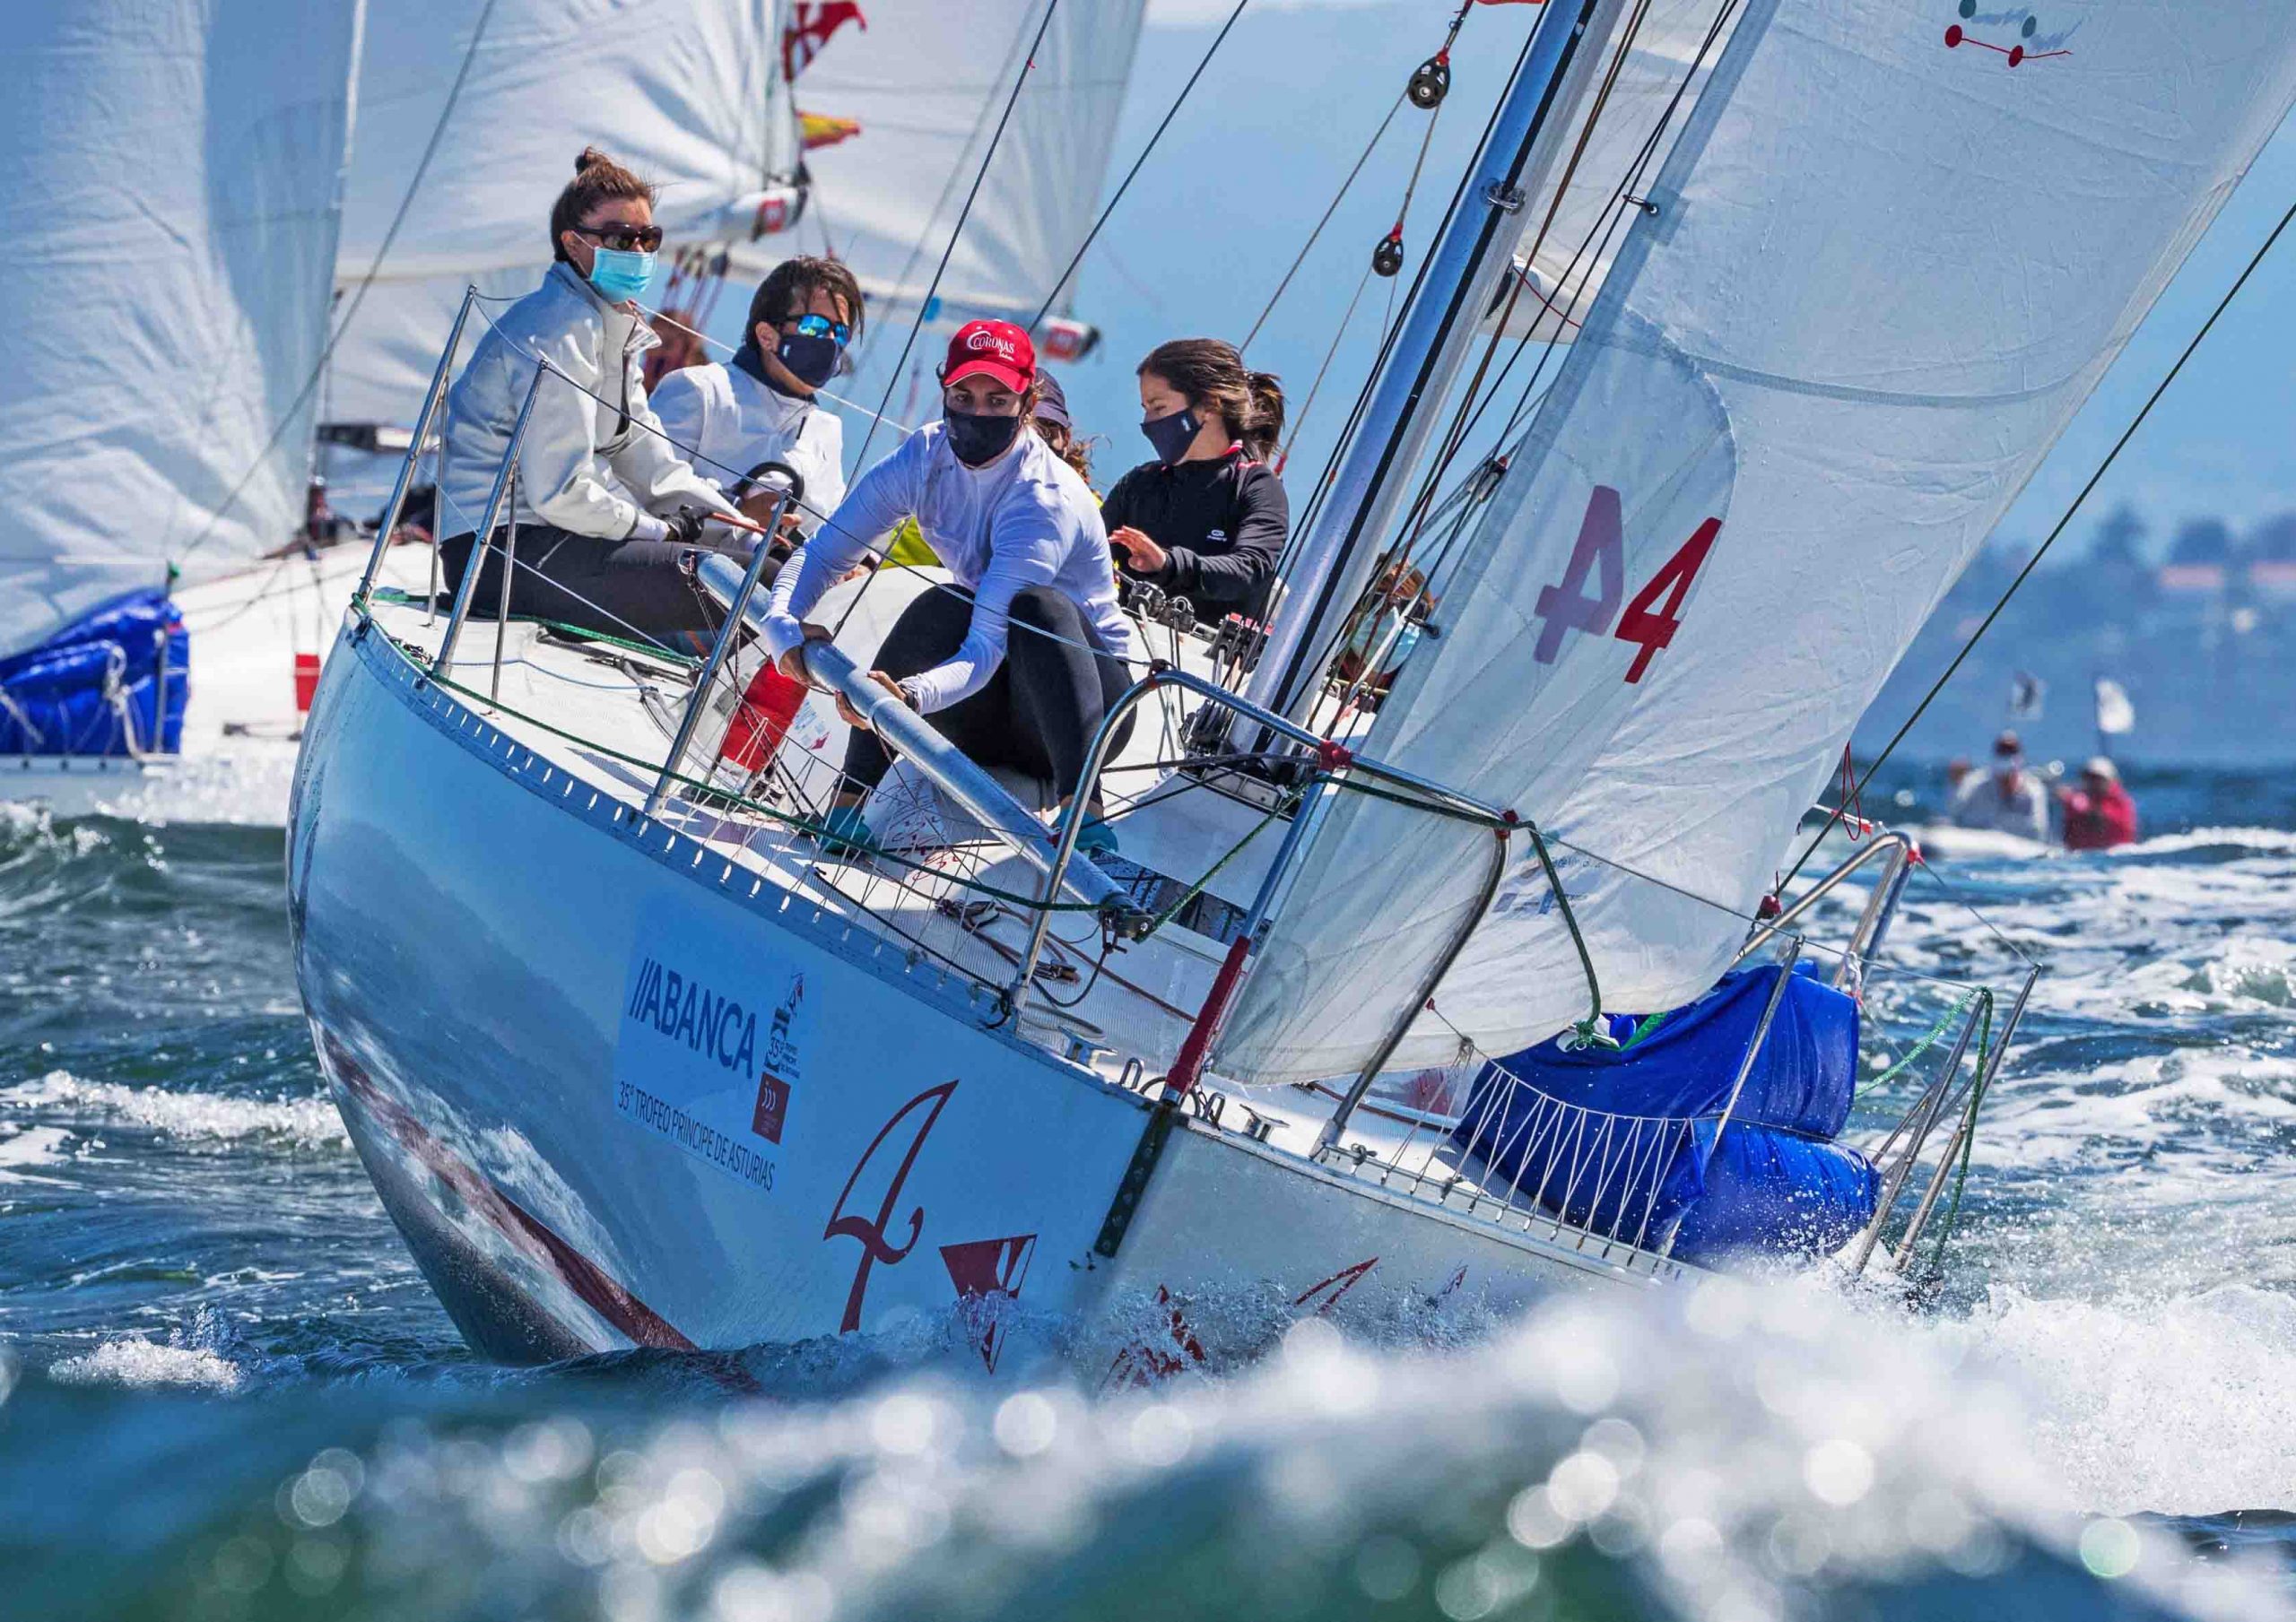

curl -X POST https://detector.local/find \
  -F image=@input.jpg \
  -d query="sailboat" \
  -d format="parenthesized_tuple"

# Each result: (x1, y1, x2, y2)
(290, 0, 2296, 1366)
(0, 1, 362, 820)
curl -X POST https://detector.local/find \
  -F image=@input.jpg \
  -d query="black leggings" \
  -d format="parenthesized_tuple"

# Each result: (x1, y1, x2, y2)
(439, 525, 733, 656)
(843, 585, 1136, 801)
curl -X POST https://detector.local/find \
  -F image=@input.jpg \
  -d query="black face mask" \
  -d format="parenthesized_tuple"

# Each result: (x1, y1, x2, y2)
(776, 331, 841, 390)
(1141, 406, 1200, 466)
(944, 407, 1024, 467)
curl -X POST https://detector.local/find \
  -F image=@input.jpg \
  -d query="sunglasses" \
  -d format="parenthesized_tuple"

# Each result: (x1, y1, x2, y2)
(786, 312, 852, 345)
(572, 223, 665, 253)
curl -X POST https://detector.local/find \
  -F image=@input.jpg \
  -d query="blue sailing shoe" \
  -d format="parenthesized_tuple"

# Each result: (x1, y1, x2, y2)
(1071, 815, 1120, 857)
(815, 802, 871, 856)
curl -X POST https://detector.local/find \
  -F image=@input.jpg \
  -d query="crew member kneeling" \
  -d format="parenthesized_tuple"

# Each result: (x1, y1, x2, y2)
(439, 148, 739, 654)
(761, 321, 1144, 855)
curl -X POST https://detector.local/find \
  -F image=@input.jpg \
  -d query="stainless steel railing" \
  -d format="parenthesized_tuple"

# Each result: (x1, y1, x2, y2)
(1733, 829, 1918, 988)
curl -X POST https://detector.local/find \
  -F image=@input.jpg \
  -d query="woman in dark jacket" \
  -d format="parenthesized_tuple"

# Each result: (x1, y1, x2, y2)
(1101, 338, 1289, 626)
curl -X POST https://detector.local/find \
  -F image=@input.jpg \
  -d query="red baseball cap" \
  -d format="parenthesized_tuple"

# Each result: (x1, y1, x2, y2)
(942, 319, 1035, 392)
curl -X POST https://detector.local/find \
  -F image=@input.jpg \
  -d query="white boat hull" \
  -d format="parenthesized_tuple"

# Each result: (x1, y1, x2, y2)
(293, 621, 1673, 1372)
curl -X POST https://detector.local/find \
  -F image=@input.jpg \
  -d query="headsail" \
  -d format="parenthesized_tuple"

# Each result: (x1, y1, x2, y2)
(326, 0, 804, 429)
(1218, 0, 2296, 1084)
(0, 0, 362, 662)
(761, 0, 1148, 339)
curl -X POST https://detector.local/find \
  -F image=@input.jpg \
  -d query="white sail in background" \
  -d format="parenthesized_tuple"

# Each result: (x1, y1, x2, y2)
(327, 0, 804, 428)
(1493, 0, 1743, 345)
(0, 0, 362, 662)
(763, 0, 1148, 328)
(1219, 0, 2296, 1084)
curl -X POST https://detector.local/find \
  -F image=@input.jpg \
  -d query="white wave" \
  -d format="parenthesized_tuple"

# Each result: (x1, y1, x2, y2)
(296, 1280, 2287, 1622)
(3, 1070, 346, 1148)
(1943, 1285, 2296, 1517)
(0, 1123, 74, 1183)
(48, 1336, 245, 1392)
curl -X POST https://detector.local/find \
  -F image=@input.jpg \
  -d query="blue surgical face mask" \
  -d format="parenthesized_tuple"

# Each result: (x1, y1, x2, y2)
(587, 246, 656, 304)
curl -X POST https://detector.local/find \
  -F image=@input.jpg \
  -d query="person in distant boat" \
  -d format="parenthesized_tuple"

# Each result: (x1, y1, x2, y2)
(650, 256, 860, 557)
(1951, 730, 2048, 841)
(764, 321, 1145, 854)
(438, 147, 741, 655)
(1101, 338, 1289, 627)
(2057, 756, 2138, 850)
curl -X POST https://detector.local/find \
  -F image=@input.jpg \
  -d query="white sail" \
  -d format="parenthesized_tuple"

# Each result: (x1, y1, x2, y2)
(0, 0, 362, 662)
(763, 0, 1148, 328)
(1494, 0, 1743, 344)
(327, 0, 804, 427)
(1218, 0, 2296, 1084)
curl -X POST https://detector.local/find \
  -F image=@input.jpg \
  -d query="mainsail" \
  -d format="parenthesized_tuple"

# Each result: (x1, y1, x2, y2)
(326, 0, 804, 429)
(0, 0, 363, 661)
(763, 0, 1148, 335)
(1218, 0, 2296, 1083)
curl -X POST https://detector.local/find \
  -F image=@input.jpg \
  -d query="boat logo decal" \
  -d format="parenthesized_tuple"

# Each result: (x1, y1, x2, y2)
(1292, 1257, 1378, 1317)
(823, 1081, 958, 1332)
(752, 973, 804, 1145)
(615, 950, 799, 1193)
(1489, 849, 1592, 921)
(940, 1234, 1038, 1372)
(1942, 4, 2077, 67)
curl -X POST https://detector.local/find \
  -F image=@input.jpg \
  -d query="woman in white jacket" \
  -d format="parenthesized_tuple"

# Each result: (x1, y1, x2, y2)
(439, 148, 738, 654)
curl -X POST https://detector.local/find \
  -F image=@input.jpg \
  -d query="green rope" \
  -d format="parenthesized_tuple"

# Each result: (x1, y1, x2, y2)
(1143, 785, 1300, 937)
(1866, 990, 1979, 1092)
(1620, 1009, 1669, 1050)
(1925, 998, 1997, 1271)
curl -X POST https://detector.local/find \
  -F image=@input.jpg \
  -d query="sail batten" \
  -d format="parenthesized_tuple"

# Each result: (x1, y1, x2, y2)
(1217, 0, 2296, 1086)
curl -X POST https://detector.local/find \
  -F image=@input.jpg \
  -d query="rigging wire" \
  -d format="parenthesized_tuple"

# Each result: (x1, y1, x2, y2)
(1025, 0, 1255, 333)
(1775, 188, 2296, 897)
(173, 0, 506, 568)
(849, 0, 1065, 470)
(1240, 92, 1406, 356)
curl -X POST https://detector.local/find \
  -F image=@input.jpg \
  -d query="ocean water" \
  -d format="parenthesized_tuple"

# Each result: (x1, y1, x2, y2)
(0, 767, 2291, 1620)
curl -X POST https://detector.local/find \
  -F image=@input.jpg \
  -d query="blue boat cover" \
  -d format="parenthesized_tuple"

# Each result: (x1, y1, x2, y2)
(1479, 960, 1860, 1139)
(0, 590, 187, 757)
(1441, 963, 1878, 1263)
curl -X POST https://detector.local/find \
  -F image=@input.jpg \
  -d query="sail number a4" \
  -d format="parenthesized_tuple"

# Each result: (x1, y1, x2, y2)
(1531, 484, 1723, 683)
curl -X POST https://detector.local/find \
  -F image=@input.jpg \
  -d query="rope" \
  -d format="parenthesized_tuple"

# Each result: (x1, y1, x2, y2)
(1526, 820, 1607, 1046)
(851, 0, 1064, 471)
(1026, 0, 1256, 332)
(1776, 188, 2296, 896)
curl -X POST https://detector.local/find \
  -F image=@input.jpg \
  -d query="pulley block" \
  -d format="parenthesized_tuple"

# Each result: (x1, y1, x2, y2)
(1408, 53, 1451, 109)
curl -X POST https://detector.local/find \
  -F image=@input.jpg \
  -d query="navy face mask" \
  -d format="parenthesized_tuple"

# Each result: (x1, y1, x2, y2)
(944, 408, 1024, 467)
(1141, 406, 1200, 466)
(776, 331, 841, 389)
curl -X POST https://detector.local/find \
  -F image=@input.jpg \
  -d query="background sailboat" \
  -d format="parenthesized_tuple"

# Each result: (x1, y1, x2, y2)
(0, 0, 363, 816)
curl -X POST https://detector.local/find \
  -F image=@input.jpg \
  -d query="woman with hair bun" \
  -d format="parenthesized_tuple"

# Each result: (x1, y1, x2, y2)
(1100, 337, 1290, 626)
(439, 147, 739, 652)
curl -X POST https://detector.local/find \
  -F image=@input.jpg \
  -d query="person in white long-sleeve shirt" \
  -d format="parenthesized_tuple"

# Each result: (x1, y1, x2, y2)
(439, 147, 739, 654)
(763, 320, 1145, 854)
(650, 256, 856, 555)
(1951, 730, 2050, 842)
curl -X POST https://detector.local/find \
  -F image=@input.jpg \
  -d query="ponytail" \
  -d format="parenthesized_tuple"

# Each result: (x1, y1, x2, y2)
(1243, 370, 1286, 463)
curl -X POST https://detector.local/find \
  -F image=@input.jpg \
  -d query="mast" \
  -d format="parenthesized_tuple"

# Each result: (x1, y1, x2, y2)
(1248, 0, 1622, 724)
